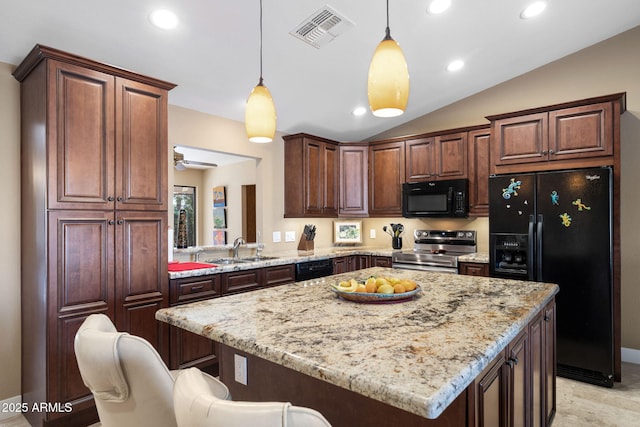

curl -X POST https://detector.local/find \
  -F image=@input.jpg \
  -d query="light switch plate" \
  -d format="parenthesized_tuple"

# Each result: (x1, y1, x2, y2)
(272, 231, 281, 243)
(285, 231, 296, 242)
(370, 229, 376, 238)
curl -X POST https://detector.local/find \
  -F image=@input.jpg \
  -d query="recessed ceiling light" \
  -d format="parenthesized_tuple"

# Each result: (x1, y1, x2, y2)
(520, 1, 546, 19)
(427, 0, 452, 15)
(149, 9, 178, 29)
(447, 59, 464, 72)
(352, 107, 367, 116)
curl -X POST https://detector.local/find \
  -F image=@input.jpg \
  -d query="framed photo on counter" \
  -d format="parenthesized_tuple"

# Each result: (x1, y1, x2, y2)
(333, 221, 362, 244)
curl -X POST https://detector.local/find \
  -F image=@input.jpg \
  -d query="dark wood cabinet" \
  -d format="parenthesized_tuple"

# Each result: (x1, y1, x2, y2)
(15, 45, 174, 427)
(468, 127, 491, 216)
(435, 131, 468, 179)
(284, 133, 339, 217)
(489, 94, 625, 174)
(168, 264, 295, 374)
(459, 262, 489, 277)
(472, 299, 556, 427)
(371, 256, 392, 268)
(339, 143, 368, 217)
(332, 255, 371, 273)
(369, 141, 405, 216)
(405, 137, 436, 182)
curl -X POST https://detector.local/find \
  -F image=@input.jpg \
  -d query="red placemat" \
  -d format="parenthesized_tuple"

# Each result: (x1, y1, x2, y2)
(168, 262, 216, 272)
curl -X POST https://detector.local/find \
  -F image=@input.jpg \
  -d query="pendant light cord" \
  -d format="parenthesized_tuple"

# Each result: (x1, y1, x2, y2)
(259, 0, 264, 84)
(384, 0, 391, 40)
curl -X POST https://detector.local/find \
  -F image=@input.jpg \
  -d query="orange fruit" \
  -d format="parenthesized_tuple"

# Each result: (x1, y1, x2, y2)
(400, 279, 417, 291)
(364, 281, 377, 293)
(355, 284, 367, 293)
(393, 283, 406, 294)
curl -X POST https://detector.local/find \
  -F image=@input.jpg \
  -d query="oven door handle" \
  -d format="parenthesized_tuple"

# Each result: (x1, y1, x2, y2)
(391, 263, 457, 274)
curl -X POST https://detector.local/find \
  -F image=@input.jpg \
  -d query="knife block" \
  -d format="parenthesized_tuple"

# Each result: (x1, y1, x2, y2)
(297, 235, 314, 251)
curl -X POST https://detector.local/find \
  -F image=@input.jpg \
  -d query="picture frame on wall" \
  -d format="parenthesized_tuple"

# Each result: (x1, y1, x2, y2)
(213, 186, 226, 207)
(333, 221, 362, 244)
(213, 208, 226, 229)
(213, 230, 227, 246)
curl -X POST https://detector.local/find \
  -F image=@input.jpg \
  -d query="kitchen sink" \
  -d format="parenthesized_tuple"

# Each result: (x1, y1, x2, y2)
(240, 256, 279, 262)
(204, 258, 249, 265)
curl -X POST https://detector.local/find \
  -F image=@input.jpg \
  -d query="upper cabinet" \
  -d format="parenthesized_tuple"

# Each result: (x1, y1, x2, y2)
(369, 141, 405, 217)
(339, 143, 368, 217)
(405, 132, 467, 183)
(468, 127, 491, 216)
(284, 133, 339, 217)
(18, 51, 170, 212)
(488, 93, 626, 174)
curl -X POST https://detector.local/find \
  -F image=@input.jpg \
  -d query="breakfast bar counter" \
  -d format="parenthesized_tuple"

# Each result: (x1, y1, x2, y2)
(156, 267, 558, 426)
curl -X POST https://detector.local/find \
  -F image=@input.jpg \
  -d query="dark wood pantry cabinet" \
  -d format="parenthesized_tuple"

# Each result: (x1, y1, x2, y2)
(14, 45, 175, 427)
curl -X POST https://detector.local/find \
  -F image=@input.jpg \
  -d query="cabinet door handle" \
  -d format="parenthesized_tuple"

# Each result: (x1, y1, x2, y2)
(107, 196, 115, 202)
(117, 219, 124, 225)
(544, 314, 550, 321)
(116, 196, 123, 202)
(506, 357, 519, 368)
(190, 285, 204, 292)
(549, 149, 555, 155)
(108, 220, 115, 225)
(542, 150, 548, 155)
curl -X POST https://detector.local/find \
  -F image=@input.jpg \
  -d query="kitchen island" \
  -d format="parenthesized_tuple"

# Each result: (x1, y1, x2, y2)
(156, 267, 558, 426)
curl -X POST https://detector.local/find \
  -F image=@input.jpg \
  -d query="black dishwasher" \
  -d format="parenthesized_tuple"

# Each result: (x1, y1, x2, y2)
(294, 259, 334, 281)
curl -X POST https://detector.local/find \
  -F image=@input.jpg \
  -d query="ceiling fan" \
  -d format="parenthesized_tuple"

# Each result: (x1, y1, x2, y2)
(173, 147, 218, 170)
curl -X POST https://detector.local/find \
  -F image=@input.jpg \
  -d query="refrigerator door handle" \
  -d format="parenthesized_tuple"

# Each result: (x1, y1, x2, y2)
(528, 215, 535, 280)
(536, 214, 543, 280)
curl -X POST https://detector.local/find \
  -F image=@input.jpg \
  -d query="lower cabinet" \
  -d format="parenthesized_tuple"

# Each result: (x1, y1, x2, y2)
(333, 255, 372, 274)
(371, 255, 392, 267)
(168, 264, 296, 373)
(459, 262, 490, 277)
(473, 299, 556, 427)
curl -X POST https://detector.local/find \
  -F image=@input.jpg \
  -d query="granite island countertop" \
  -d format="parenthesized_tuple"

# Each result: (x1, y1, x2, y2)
(156, 267, 557, 420)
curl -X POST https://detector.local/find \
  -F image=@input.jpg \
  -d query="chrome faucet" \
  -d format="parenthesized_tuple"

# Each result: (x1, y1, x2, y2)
(232, 237, 246, 259)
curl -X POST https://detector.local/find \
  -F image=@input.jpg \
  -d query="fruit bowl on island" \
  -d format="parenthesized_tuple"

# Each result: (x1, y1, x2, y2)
(330, 276, 422, 304)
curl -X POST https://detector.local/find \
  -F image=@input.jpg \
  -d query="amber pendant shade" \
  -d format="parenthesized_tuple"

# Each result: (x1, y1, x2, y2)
(367, 34, 410, 118)
(245, 80, 276, 143)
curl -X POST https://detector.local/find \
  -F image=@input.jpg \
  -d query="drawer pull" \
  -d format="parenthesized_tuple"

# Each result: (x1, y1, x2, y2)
(190, 286, 204, 292)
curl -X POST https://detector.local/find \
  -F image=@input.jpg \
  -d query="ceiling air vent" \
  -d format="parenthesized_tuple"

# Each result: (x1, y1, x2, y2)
(290, 5, 355, 49)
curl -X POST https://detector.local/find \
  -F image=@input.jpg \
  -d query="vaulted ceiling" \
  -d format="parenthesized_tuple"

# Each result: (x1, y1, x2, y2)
(2, 1, 639, 141)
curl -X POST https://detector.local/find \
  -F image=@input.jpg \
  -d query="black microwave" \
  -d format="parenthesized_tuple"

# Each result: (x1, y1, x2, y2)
(402, 178, 469, 218)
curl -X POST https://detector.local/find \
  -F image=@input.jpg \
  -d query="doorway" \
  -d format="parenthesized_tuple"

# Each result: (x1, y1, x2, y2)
(242, 184, 256, 243)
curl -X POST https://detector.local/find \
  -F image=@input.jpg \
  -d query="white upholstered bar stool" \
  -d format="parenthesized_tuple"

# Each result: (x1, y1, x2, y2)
(173, 367, 332, 427)
(74, 314, 231, 427)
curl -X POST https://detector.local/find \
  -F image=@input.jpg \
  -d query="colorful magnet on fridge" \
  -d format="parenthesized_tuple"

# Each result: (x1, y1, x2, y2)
(551, 191, 559, 205)
(559, 213, 572, 227)
(502, 178, 522, 200)
(572, 198, 591, 211)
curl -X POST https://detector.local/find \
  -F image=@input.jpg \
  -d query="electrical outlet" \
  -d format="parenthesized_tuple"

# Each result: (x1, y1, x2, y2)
(234, 354, 247, 385)
(285, 231, 296, 242)
(272, 231, 281, 243)
(370, 229, 376, 238)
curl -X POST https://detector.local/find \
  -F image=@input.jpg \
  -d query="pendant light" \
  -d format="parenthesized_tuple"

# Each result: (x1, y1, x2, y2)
(367, 0, 409, 117)
(245, 0, 276, 143)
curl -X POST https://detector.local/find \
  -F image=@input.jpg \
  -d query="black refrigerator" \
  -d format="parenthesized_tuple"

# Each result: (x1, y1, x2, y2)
(489, 167, 614, 387)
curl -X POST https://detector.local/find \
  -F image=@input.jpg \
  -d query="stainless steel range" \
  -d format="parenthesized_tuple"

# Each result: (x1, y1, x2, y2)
(392, 229, 477, 273)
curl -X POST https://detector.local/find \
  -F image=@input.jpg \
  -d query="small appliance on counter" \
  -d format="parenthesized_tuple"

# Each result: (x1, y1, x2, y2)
(392, 229, 476, 273)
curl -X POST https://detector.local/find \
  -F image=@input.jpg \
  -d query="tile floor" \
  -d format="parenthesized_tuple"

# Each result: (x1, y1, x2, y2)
(2, 362, 639, 426)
